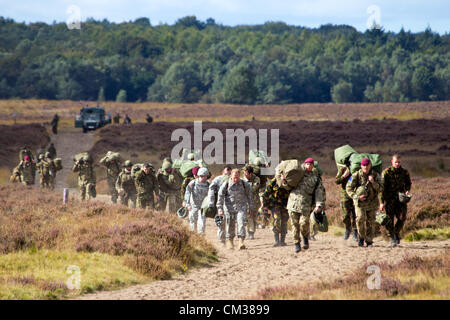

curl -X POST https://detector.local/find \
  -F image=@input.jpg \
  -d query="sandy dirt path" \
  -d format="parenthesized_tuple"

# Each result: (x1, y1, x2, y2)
(52, 127, 449, 300)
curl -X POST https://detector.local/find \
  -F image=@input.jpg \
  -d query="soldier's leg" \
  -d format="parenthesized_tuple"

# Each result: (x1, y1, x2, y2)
(225, 213, 236, 240)
(365, 209, 377, 244)
(247, 211, 256, 236)
(289, 210, 301, 244)
(236, 210, 247, 239)
(384, 202, 397, 237)
(188, 207, 198, 231)
(299, 209, 311, 239)
(394, 203, 407, 237)
(167, 194, 177, 213)
(79, 184, 86, 201)
(129, 194, 136, 208)
(272, 207, 282, 234)
(355, 205, 366, 242)
(197, 208, 206, 234)
(120, 194, 128, 206)
(108, 177, 118, 203)
(341, 199, 352, 231)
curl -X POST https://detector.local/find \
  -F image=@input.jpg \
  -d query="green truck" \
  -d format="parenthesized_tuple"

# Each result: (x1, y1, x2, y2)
(75, 106, 111, 133)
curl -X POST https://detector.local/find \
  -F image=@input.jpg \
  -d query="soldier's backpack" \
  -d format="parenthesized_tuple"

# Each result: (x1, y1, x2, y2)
(349, 153, 383, 175)
(249, 149, 270, 166)
(106, 151, 123, 163)
(19, 148, 34, 161)
(131, 163, 143, 178)
(334, 145, 357, 169)
(275, 160, 304, 190)
(53, 158, 63, 171)
(74, 152, 92, 163)
(180, 160, 208, 178)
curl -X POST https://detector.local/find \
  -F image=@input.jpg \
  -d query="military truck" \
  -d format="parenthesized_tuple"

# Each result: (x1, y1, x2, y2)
(75, 106, 112, 133)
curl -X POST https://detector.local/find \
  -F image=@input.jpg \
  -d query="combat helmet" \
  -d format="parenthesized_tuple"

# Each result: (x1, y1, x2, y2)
(214, 215, 224, 227)
(177, 207, 187, 219)
(187, 153, 195, 161)
(124, 160, 133, 167)
(356, 186, 368, 197)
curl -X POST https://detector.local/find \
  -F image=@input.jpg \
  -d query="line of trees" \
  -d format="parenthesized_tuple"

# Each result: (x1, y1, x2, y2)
(0, 16, 448, 104)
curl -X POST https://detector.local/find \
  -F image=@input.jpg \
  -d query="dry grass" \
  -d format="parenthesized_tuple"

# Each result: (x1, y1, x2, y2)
(0, 184, 217, 299)
(251, 251, 450, 300)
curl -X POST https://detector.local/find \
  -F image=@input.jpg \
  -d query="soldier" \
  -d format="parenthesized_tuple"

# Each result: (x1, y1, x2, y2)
(252, 157, 271, 228)
(208, 166, 232, 245)
(113, 113, 121, 124)
(42, 152, 56, 189)
(262, 177, 290, 247)
(72, 155, 96, 201)
(242, 165, 261, 240)
(335, 165, 358, 241)
(123, 114, 132, 125)
(146, 114, 153, 123)
(379, 154, 412, 247)
(217, 169, 254, 250)
(180, 166, 199, 200)
(51, 114, 59, 134)
(135, 163, 160, 210)
(309, 169, 326, 241)
(99, 152, 122, 204)
(116, 160, 137, 208)
(346, 158, 383, 247)
(36, 145, 47, 160)
(184, 167, 210, 234)
(157, 161, 183, 213)
(47, 143, 57, 159)
(16, 155, 36, 186)
(286, 158, 325, 253)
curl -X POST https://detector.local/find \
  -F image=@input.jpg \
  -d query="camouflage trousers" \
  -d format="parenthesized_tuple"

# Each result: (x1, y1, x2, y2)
(355, 206, 377, 243)
(271, 207, 289, 236)
(189, 206, 206, 234)
(289, 208, 311, 242)
(120, 191, 136, 208)
(225, 210, 247, 240)
(79, 182, 95, 201)
(247, 211, 258, 234)
(107, 175, 118, 203)
(385, 200, 407, 237)
(159, 192, 180, 214)
(40, 174, 52, 189)
(341, 198, 356, 230)
(136, 193, 154, 210)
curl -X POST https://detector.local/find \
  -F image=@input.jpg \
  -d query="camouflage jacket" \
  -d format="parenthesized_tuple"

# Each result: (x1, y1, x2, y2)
(346, 168, 382, 210)
(380, 166, 411, 203)
(157, 169, 182, 194)
(72, 162, 96, 184)
(262, 178, 290, 209)
(17, 161, 36, 183)
(287, 168, 325, 213)
(207, 174, 230, 207)
(99, 157, 121, 178)
(181, 176, 195, 199)
(116, 169, 136, 194)
(217, 178, 254, 214)
(243, 174, 261, 209)
(184, 179, 210, 208)
(38, 158, 55, 176)
(335, 166, 352, 200)
(134, 170, 158, 195)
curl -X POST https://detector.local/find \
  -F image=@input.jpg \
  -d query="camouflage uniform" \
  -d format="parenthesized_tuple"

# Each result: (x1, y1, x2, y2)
(16, 160, 36, 186)
(181, 176, 195, 200)
(287, 168, 325, 244)
(243, 174, 261, 237)
(116, 168, 136, 208)
(346, 169, 383, 244)
(208, 174, 230, 242)
(72, 161, 96, 201)
(262, 178, 290, 243)
(134, 169, 159, 210)
(157, 168, 183, 213)
(37, 156, 55, 189)
(217, 178, 254, 241)
(335, 166, 357, 236)
(184, 178, 210, 233)
(381, 166, 411, 239)
(309, 177, 326, 239)
(99, 155, 121, 203)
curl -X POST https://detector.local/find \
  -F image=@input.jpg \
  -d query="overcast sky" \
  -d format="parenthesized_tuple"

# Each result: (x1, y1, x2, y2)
(1, 0, 448, 34)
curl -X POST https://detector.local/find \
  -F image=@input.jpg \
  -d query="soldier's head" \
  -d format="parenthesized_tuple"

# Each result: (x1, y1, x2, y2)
(162, 160, 172, 172)
(391, 154, 401, 169)
(24, 155, 30, 162)
(222, 165, 232, 176)
(361, 158, 371, 174)
(124, 160, 132, 171)
(143, 163, 152, 174)
(243, 165, 254, 179)
(231, 168, 241, 184)
(304, 158, 315, 172)
(197, 167, 209, 183)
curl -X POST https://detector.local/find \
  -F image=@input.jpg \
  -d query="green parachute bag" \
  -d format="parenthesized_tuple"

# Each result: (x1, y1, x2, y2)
(201, 196, 216, 219)
(131, 163, 143, 178)
(180, 160, 208, 178)
(334, 145, 357, 169)
(376, 211, 389, 226)
(249, 149, 270, 166)
(73, 152, 92, 163)
(349, 153, 383, 175)
(314, 210, 329, 232)
(275, 159, 303, 190)
(53, 158, 63, 171)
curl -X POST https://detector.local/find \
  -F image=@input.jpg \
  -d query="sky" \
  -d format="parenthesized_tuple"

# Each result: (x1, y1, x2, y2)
(0, 0, 448, 34)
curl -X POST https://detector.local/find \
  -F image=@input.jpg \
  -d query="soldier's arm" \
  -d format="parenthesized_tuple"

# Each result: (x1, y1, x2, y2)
(72, 163, 80, 172)
(115, 174, 122, 191)
(153, 174, 160, 195)
(335, 167, 345, 185)
(346, 173, 358, 200)
(405, 169, 412, 192)
(216, 183, 226, 212)
(184, 180, 194, 205)
(380, 171, 388, 203)
(315, 179, 326, 208)
(371, 173, 383, 193)
(245, 181, 254, 212)
(207, 178, 219, 206)
(99, 156, 107, 166)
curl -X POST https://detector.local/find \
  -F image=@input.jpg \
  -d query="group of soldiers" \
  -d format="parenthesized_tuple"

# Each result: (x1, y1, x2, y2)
(12, 144, 60, 189)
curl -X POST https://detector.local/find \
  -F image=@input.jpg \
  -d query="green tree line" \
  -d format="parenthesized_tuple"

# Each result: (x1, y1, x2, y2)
(0, 16, 448, 104)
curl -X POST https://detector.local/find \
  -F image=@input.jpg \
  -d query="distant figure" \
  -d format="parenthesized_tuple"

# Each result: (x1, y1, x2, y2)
(47, 143, 56, 159)
(146, 113, 153, 123)
(51, 114, 60, 134)
(123, 114, 132, 125)
(113, 113, 121, 124)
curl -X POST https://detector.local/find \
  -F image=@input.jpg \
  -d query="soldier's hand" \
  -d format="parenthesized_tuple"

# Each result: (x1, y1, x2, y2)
(155, 195, 160, 202)
(182, 201, 186, 207)
(343, 168, 350, 178)
(187, 205, 192, 211)
(368, 175, 374, 183)
(379, 203, 385, 211)
(314, 206, 321, 213)
(359, 195, 367, 201)
(218, 209, 224, 216)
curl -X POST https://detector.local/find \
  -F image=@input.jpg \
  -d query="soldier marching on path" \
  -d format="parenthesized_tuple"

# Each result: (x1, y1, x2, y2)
(135, 163, 160, 210)
(72, 154, 96, 201)
(99, 152, 122, 204)
(116, 160, 137, 208)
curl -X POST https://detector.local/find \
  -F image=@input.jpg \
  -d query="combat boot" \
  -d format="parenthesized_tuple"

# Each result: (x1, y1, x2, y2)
(395, 233, 401, 245)
(388, 236, 397, 248)
(358, 237, 365, 247)
(226, 239, 234, 250)
(238, 238, 246, 250)
(344, 228, 351, 240)
(280, 234, 287, 246)
(352, 229, 358, 242)
(303, 236, 309, 250)
(295, 242, 301, 253)
(273, 233, 280, 247)
(366, 241, 373, 247)
(248, 232, 255, 240)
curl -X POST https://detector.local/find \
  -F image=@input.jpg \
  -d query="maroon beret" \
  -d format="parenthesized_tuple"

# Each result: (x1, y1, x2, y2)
(304, 157, 314, 164)
(192, 166, 200, 176)
(361, 158, 371, 166)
